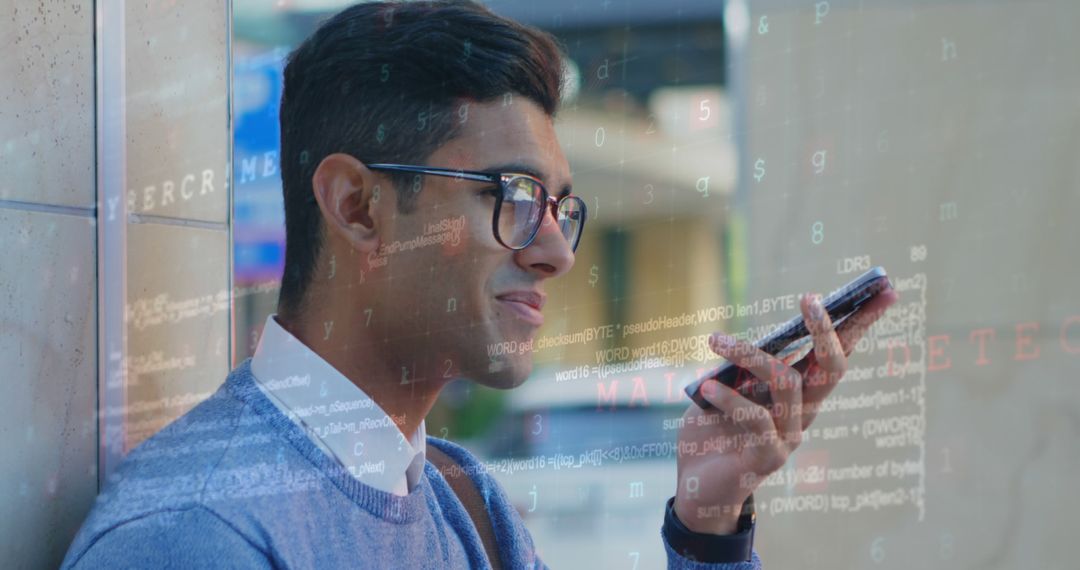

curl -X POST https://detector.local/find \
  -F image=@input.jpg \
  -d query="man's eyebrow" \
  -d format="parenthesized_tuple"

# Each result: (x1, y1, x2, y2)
(480, 162, 573, 197)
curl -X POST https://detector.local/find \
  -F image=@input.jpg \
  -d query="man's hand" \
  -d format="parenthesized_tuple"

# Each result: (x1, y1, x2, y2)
(673, 289, 899, 534)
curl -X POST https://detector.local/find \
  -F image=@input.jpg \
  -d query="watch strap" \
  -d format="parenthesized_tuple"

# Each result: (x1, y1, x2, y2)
(662, 494, 756, 563)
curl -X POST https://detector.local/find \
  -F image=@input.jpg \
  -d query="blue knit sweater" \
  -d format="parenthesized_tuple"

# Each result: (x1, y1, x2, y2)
(62, 358, 762, 569)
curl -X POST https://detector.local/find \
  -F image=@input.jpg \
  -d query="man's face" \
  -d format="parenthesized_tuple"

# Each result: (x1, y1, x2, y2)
(368, 95, 575, 390)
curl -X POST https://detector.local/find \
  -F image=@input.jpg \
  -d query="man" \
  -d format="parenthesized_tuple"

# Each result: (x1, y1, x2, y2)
(63, 1, 896, 567)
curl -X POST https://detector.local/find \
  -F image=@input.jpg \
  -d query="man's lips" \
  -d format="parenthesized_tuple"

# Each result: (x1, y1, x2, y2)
(495, 291, 546, 326)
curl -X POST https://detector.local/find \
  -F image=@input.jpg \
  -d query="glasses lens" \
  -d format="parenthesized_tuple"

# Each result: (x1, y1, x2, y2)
(497, 176, 545, 248)
(556, 197, 585, 251)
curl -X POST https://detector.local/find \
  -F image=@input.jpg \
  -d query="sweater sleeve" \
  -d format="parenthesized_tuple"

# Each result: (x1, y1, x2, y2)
(523, 521, 762, 569)
(662, 527, 764, 570)
(62, 506, 273, 569)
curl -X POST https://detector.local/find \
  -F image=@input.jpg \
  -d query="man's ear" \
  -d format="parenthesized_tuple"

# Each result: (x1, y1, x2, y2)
(311, 153, 386, 254)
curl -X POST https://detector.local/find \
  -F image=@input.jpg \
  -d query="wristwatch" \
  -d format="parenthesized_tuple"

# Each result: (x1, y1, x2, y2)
(662, 494, 756, 563)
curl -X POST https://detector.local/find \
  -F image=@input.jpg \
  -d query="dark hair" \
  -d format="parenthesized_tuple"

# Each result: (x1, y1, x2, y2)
(276, 0, 566, 319)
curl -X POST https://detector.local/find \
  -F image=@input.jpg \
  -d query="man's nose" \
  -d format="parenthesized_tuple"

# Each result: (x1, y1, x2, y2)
(514, 205, 574, 277)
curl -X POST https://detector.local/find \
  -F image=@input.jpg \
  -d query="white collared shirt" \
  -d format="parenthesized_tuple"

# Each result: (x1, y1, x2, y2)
(250, 314, 426, 496)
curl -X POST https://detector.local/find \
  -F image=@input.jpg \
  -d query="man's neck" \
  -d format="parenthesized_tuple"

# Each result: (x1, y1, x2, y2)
(275, 312, 444, 440)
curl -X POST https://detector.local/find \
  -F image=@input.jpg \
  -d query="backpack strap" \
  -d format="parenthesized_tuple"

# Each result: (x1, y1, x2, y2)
(427, 442, 503, 570)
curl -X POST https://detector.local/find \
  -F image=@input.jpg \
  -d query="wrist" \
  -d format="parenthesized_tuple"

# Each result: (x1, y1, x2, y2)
(673, 495, 747, 535)
(663, 495, 757, 563)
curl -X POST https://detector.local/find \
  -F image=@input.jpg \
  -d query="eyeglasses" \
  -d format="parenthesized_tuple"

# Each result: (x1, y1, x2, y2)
(365, 163, 587, 252)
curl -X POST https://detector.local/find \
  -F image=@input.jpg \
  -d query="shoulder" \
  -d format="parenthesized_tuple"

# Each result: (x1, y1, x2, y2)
(61, 505, 271, 569)
(66, 364, 294, 564)
(426, 437, 545, 565)
(425, 436, 511, 507)
(91, 381, 253, 513)
(426, 436, 491, 483)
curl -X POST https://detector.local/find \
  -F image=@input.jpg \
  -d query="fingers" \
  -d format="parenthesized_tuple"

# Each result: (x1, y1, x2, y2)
(802, 292, 845, 375)
(698, 379, 794, 470)
(708, 332, 792, 391)
(796, 292, 846, 408)
(709, 333, 802, 449)
(795, 288, 900, 427)
(700, 288, 900, 448)
(836, 288, 899, 355)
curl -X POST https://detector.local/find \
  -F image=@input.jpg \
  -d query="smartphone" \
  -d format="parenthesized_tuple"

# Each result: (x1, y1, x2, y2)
(683, 266, 893, 410)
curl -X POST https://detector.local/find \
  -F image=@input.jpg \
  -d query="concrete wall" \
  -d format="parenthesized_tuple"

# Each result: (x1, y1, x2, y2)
(0, 1, 231, 567)
(734, 1, 1080, 567)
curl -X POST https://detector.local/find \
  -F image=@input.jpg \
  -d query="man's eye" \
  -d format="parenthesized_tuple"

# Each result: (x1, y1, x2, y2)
(479, 187, 501, 198)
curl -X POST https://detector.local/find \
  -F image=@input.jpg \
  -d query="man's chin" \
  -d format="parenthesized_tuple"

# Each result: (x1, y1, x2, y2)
(475, 355, 532, 390)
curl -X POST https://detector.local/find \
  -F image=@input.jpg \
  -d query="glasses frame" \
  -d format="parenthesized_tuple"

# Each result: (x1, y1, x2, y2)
(365, 163, 587, 252)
